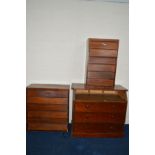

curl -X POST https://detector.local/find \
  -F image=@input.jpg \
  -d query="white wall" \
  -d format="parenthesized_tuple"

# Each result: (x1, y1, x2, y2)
(27, 0, 129, 123)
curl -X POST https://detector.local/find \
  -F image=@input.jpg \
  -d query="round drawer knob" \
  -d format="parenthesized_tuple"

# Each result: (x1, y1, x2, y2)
(85, 104, 89, 108)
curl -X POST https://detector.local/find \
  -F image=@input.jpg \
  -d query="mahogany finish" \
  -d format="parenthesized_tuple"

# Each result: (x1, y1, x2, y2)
(72, 83, 127, 138)
(26, 84, 69, 131)
(86, 38, 119, 87)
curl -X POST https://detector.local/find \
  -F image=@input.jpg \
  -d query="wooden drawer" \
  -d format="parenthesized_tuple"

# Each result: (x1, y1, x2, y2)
(27, 97, 68, 104)
(73, 123, 123, 133)
(28, 122, 67, 131)
(89, 41, 118, 49)
(88, 64, 115, 72)
(27, 89, 68, 98)
(28, 111, 67, 119)
(74, 102, 126, 113)
(27, 103, 67, 111)
(86, 79, 114, 87)
(90, 49, 117, 57)
(88, 57, 116, 64)
(74, 112, 125, 123)
(87, 71, 115, 79)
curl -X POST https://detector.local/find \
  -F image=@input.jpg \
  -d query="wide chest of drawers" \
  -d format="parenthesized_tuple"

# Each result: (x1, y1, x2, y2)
(72, 83, 127, 137)
(26, 84, 70, 131)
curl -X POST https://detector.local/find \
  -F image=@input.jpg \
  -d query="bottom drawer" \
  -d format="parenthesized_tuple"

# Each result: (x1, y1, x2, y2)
(28, 122, 67, 131)
(73, 123, 123, 133)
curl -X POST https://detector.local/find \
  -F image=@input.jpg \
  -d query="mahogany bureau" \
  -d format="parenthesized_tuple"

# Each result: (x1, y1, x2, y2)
(72, 83, 128, 138)
(86, 38, 119, 88)
(26, 84, 70, 131)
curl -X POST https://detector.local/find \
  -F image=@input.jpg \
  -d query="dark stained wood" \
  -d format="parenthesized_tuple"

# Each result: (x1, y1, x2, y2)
(27, 89, 68, 98)
(86, 38, 119, 87)
(86, 79, 114, 87)
(89, 57, 116, 64)
(28, 123, 67, 131)
(27, 84, 70, 90)
(89, 41, 118, 49)
(74, 102, 126, 113)
(90, 49, 117, 57)
(88, 64, 115, 72)
(26, 84, 69, 131)
(73, 123, 123, 133)
(87, 71, 115, 79)
(72, 83, 128, 91)
(27, 97, 68, 104)
(74, 112, 125, 123)
(71, 84, 128, 137)
(72, 132, 124, 138)
(27, 103, 67, 111)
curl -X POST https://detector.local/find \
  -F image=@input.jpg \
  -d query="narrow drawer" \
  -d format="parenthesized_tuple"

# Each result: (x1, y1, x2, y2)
(27, 89, 68, 98)
(74, 102, 126, 113)
(88, 57, 116, 64)
(27, 103, 67, 111)
(73, 123, 123, 133)
(74, 112, 125, 123)
(28, 111, 67, 119)
(28, 122, 67, 131)
(28, 117, 67, 124)
(27, 97, 68, 104)
(89, 41, 118, 49)
(86, 78, 114, 87)
(87, 71, 115, 79)
(88, 64, 116, 72)
(90, 49, 117, 57)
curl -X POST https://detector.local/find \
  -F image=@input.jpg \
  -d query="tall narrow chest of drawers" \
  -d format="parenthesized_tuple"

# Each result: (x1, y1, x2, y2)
(86, 38, 119, 88)
(26, 84, 70, 131)
(72, 83, 127, 137)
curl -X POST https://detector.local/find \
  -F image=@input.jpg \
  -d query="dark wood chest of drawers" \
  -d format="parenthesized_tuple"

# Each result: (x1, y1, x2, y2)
(26, 84, 69, 131)
(86, 38, 119, 88)
(72, 83, 127, 137)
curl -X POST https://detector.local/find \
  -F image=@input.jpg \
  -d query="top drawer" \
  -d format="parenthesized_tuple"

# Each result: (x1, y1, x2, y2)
(27, 89, 68, 98)
(89, 41, 118, 50)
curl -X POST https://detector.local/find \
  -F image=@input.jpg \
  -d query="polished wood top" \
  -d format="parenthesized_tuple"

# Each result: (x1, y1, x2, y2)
(72, 83, 127, 91)
(27, 84, 70, 90)
(89, 38, 119, 42)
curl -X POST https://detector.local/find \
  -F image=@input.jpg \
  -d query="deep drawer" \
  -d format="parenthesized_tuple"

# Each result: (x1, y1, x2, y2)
(89, 41, 118, 49)
(74, 112, 125, 123)
(27, 89, 68, 98)
(74, 102, 126, 113)
(73, 123, 123, 133)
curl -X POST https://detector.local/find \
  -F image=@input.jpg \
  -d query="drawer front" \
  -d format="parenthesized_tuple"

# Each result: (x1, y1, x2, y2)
(28, 111, 67, 119)
(89, 41, 118, 50)
(74, 112, 125, 123)
(86, 79, 114, 87)
(27, 89, 68, 98)
(88, 64, 115, 72)
(87, 71, 115, 79)
(28, 122, 67, 131)
(90, 49, 117, 57)
(27, 103, 67, 111)
(27, 97, 68, 104)
(74, 102, 126, 113)
(88, 57, 116, 65)
(73, 123, 123, 133)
